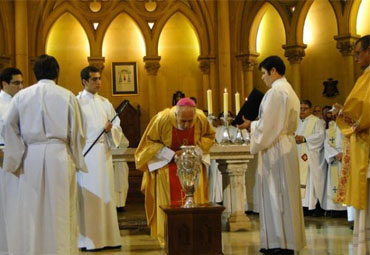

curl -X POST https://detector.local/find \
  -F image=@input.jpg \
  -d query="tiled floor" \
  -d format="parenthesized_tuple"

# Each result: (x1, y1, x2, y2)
(80, 204, 354, 255)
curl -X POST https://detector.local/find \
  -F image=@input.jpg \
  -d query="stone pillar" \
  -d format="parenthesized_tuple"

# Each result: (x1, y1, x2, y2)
(144, 56, 161, 117)
(236, 53, 259, 98)
(334, 34, 360, 98)
(198, 56, 214, 110)
(218, 159, 252, 232)
(0, 56, 11, 71)
(87, 56, 105, 72)
(217, 0, 232, 112)
(15, 0, 29, 83)
(283, 44, 306, 98)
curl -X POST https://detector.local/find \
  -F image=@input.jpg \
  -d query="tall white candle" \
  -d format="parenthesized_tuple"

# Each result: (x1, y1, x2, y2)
(235, 92, 240, 113)
(223, 88, 228, 116)
(207, 89, 213, 115)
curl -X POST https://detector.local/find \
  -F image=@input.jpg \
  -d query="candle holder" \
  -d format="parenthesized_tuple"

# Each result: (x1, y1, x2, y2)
(220, 115, 233, 145)
(234, 128, 244, 144)
(207, 114, 216, 125)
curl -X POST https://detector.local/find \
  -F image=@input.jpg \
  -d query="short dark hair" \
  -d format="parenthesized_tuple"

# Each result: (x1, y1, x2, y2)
(0, 67, 22, 88)
(80, 66, 99, 81)
(33, 54, 59, 81)
(301, 99, 312, 108)
(322, 105, 331, 112)
(356, 35, 370, 51)
(259, 56, 286, 75)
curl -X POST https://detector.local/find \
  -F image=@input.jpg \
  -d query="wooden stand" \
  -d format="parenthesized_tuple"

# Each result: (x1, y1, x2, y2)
(160, 203, 225, 255)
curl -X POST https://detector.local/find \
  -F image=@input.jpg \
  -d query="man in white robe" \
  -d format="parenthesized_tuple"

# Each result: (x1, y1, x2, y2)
(322, 120, 346, 212)
(77, 66, 123, 250)
(295, 100, 325, 213)
(239, 56, 306, 254)
(2, 54, 87, 255)
(0, 67, 23, 255)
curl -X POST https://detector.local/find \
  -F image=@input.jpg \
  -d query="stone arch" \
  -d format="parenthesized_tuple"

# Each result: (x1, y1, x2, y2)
(38, 2, 94, 56)
(239, 1, 288, 53)
(96, 6, 150, 57)
(153, 3, 206, 56)
(290, 0, 315, 45)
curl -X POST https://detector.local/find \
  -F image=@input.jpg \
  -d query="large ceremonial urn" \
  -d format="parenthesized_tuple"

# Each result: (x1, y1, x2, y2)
(175, 145, 202, 208)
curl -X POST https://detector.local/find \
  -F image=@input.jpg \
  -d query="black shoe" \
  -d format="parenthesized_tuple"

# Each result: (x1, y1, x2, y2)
(259, 248, 269, 254)
(280, 249, 294, 255)
(268, 248, 283, 254)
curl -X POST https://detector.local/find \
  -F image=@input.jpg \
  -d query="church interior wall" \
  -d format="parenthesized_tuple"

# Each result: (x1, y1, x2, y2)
(301, 0, 345, 106)
(0, 0, 369, 133)
(252, 4, 292, 94)
(157, 12, 203, 111)
(101, 13, 148, 128)
(46, 13, 90, 96)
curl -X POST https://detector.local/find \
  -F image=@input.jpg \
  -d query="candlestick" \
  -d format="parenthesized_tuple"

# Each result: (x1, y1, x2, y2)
(235, 92, 240, 113)
(207, 89, 213, 115)
(223, 88, 228, 116)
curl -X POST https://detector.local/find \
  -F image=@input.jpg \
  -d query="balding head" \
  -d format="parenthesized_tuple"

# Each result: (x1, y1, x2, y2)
(175, 106, 196, 130)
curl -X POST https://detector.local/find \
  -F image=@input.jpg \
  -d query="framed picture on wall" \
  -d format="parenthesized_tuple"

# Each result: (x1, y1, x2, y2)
(112, 62, 138, 95)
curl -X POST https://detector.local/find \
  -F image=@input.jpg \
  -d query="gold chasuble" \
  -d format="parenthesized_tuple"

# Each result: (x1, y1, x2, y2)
(336, 68, 370, 210)
(135, 107, 215, 247)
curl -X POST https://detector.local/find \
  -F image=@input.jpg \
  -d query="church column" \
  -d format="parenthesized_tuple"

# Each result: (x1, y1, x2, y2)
(334, 35, 360, 98)
(0, 56, 11, 70)
(15, 0, 29, 83)
(198, 56, 214, 110)
(283, 44, 306, 98)
(144, 56, 161, 118)
(236, 53, 259, 98)
(87, 56, 105, 72)
(217, 0, 232, 112)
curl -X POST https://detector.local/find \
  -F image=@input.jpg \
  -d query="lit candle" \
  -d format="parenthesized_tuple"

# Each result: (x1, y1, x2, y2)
(235, 92, 240, 113)
(223, 88, 228, 116)
(207, 89, 213, 115)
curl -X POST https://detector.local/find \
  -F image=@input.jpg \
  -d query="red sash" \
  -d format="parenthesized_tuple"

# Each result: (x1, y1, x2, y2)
(168, 127, 195, 205)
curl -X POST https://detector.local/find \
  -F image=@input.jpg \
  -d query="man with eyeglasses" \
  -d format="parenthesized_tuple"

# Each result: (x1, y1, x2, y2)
(0, 67, 23, 255)
(76, 65, 123, 251)
(334, 34, 370, 254)
(295, 100, 325, 216)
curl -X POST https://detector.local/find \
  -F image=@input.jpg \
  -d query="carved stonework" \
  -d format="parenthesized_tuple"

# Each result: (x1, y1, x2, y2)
(87, 56, 105, 71)
(236, 52, 259, 72)
(283, 44, 306, 64)
(0, 55, 11, 70)
(197, 56, 215, 75)
(334, 34, 361, 57)
(143, 56, 161, 75)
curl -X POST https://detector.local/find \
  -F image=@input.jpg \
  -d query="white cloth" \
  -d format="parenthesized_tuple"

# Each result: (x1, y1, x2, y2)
(353, 167, 370, 255)
(113, 135, 129, 208)
(296, 114, 325, 209)
(2, 79, 87, 255)
(250, 77, 306, 251)
(207, 126, 224, 203)
(322, 121, 346, 211)
(77, 90, 122, 249)
(0, 90, 12, 255)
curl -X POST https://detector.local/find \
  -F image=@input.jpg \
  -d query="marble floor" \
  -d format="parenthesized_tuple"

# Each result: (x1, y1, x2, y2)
(80, 204, 354, 255)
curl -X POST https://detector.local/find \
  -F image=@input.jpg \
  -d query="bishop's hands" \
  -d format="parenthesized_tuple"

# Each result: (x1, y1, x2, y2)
(175, 150, 184, 157)
(295, 135, 305, 144)
(238, 116, 251, 131)
(104, 121, 113, 133)
(335, 152, 343, 161)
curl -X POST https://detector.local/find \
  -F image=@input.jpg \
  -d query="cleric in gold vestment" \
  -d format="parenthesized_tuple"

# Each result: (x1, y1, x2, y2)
(135, 98, 215, 247)
(335, 35, 370, 254)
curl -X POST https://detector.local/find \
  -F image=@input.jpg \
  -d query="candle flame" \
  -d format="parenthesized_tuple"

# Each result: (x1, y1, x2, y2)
(245, 97, 248, 101)
(224, 88, 227, 93)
